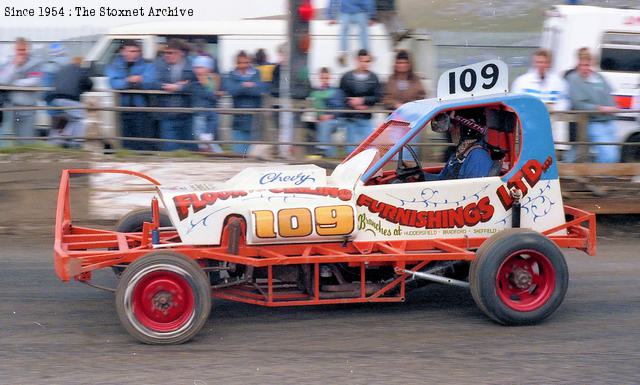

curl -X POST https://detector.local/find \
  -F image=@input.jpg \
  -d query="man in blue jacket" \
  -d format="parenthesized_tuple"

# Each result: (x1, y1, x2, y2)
(107, 40, 156, 150)
(224, 51, 263, 155)
(154, 39, 197, 152)
(327, 0, 376, 66)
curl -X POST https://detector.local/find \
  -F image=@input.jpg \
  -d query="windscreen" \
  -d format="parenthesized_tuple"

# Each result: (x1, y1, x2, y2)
(343, 120, 412, 163)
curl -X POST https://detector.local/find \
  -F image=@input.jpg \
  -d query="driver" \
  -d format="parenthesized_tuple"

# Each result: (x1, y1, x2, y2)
(426, 110, 494, 180)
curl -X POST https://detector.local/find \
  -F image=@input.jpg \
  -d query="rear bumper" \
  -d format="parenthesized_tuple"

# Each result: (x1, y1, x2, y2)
(544, 205, 597, 256)
(54, 169, 160, 281)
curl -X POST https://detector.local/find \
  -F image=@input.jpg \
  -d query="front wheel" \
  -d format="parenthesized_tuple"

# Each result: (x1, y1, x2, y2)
(115, 251, 211, 344)
(469, 229, 569, 325)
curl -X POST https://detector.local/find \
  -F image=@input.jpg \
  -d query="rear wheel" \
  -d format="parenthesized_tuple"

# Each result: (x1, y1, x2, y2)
(115, 208, 172, 233)
(470, 229, 568, 325)
(115, 251, 211, 344)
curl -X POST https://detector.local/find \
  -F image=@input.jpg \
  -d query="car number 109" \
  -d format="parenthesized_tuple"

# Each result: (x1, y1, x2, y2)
(253, 205, 355, 238)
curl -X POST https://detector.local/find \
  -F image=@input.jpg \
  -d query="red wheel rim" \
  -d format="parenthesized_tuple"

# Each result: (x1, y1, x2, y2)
(131, 270, 195, 332)
(496, 249, 556, 312)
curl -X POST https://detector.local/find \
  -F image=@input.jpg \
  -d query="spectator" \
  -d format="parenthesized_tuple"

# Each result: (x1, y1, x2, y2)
(0, 37, 42, 144)
(339, 49, 381, 152)
(383, 50, 426, 109)
(225, 50, 263, 155)
(192, 39, 219, 73)
(566, 48, 619, 163)
(154, 39, 196, 151)
(251, 48, 278, 159)
(42, 43, 70, 141)
(192, 55, 222, 153)
(512, 48, 569, 153)
(374, 0, 408, 43)
(42, 43, 70, 114)
(49, 56, 93, 148)
(107, 40, 156, 150)
(327, 0, 376, 66)
(563, 47, 588, 162)
(269, 44, 287, 99)
(311, 67, 344, 157)
(254, 48, 277, 84)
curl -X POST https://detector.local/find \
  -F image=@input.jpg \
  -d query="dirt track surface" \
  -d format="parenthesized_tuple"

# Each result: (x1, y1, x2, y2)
(1, 234, 640, 385)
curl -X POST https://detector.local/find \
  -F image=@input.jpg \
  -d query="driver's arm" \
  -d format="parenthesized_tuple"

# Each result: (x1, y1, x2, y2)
(459, 149, 493, 179)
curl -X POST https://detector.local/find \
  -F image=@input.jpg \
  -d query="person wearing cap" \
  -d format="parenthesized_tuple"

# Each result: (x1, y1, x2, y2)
(192, 55, 222, 153)
(154, 38, 197, 151)
(0, 37, 42, 145)
(426, 109, 494, 180)
(107, 40, 156, 150)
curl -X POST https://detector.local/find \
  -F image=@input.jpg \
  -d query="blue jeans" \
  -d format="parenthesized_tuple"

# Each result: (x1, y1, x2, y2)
(120, 111, 154, 151)
(159, 115, 196, 152)
(345, 118, 372, 153)
(51, 99, 85, 148)
(194, 113, 222, 152)
(339, 12, 369, 52)
(564, 120, 620, 163)
(316, 118, 339, 157)
(1, 109, 35, 146)
(588, 120, 619, 163)
(193, 112, 218, 138)
(232, 129, 254, 155)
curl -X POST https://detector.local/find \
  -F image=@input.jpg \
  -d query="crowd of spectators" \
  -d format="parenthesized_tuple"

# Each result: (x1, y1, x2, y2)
(0, 33, 625, 162)
(511, 47, 621, 163)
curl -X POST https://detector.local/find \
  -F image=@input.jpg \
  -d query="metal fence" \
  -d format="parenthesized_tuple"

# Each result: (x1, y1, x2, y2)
(0, 86, 638, 163)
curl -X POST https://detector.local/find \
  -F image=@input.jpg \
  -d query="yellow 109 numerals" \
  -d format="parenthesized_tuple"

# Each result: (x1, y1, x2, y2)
(253, 205, 354, 238)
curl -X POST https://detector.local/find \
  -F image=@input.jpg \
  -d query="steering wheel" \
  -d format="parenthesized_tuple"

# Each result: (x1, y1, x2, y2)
(393, 145, 425, 183)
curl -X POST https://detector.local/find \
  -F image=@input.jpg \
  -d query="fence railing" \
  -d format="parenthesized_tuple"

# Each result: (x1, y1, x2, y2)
(1, 85, 638, 163)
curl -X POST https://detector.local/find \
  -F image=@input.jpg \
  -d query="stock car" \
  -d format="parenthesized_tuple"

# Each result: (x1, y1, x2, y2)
(54, 61, 596, 344)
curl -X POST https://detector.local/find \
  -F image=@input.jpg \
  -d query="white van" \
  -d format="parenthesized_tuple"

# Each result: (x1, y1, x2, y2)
(82, 19, 435, 145)
(541, 5, 640, 161)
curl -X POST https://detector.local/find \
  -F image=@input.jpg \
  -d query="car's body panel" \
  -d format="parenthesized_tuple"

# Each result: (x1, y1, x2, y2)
(157, 150, 379, 246)
(158, 94, 565, 246)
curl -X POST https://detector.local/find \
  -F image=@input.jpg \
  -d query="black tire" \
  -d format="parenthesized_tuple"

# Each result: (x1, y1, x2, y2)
(115, 251, 211, 344)
(469, 229, 569, 325)
(115, 208, 172, 233)
(112, 208, 172, 277)
(621, 133, 640, 163)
